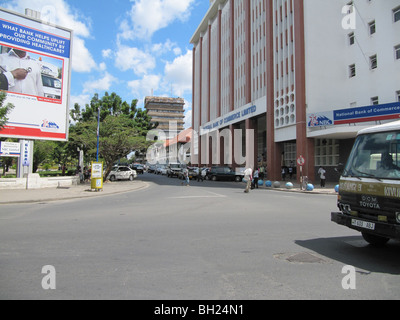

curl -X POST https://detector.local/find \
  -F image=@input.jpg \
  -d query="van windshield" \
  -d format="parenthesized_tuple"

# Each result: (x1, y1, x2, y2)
(344, 131, 400, 180)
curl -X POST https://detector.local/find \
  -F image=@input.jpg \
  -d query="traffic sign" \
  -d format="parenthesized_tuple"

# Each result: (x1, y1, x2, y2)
(297, 155, 306, 166)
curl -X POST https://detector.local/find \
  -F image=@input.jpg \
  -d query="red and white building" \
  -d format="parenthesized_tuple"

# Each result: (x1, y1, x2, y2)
(190, 0, 400, 182)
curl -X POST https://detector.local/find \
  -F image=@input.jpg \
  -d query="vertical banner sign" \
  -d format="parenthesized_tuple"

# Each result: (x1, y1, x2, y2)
(91, 162, 103, 190)
(0, 8, 73, 141)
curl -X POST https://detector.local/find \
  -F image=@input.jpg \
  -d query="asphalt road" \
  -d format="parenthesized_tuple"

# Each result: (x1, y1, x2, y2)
(1, 172, 399, 300)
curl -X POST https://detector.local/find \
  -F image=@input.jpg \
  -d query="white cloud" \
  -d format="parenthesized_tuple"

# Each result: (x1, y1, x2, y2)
(83, 72, 117, 93)
(102, 49, 112, 59)
(122, 0, 195, 40)
(72, 37, 97, 73)
(70, 93, 91, 108)
(151, 39, 180, 56)
(5, 0, 96, 73)
(127, 74, 161, 97)
(184, 109, 192, 129)
(115, 45, 156, 75)
(164, 50, 192, 97)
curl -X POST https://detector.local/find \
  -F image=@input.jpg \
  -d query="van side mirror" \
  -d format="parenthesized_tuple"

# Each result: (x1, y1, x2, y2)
(335, 163, 344, 175)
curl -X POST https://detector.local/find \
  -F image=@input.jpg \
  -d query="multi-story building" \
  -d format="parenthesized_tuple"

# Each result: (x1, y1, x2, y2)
(144, 96, 185, 140)
(190, 0, 400, 182)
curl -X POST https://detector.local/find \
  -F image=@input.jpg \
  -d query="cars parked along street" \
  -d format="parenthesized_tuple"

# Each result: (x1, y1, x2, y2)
(108, 166, 137, 181)
(206, 166, 244, 182)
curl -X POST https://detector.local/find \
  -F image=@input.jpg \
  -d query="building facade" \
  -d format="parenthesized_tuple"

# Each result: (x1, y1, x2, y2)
(144, 96, 185, 140)
(190, 0, 400, 182)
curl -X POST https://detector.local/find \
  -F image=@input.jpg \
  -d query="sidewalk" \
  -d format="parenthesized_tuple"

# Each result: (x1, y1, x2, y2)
(0, 177, 338, 205)
(0, 180, 149, 205)
(261, 181, 338, 195)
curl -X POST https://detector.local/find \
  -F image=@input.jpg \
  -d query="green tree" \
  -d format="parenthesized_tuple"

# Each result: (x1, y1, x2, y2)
(0, 91, 14, 130)
(70, 92, 156, 180)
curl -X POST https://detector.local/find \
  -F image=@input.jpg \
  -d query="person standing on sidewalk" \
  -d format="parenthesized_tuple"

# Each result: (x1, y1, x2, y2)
(318, 166, 326, 188)
(244, 167, 253, 193)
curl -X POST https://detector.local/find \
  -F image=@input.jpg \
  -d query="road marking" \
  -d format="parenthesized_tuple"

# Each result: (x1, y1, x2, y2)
(169, 190, 226, 199)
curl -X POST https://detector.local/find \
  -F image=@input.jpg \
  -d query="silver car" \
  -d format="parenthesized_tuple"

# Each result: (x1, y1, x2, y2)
(108, 166, 137, 181)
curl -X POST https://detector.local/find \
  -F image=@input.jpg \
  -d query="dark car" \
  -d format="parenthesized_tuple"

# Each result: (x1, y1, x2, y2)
(207, 166, 243, 182)
(178, 166, 198, 180)
(131, 164, 144, 174)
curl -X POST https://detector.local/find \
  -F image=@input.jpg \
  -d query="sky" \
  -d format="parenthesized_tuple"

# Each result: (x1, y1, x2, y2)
(0, 0, 210, 129)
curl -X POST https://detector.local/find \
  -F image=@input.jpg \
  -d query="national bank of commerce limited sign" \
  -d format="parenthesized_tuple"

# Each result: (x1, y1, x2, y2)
(200, 96, 267, 134)
(308, 102, 400, 128)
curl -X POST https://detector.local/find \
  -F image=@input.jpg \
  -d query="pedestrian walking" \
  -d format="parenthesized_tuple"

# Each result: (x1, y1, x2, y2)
(318, 166, 326, 187)
(244, 167, 253, 193)
(183, 168, 190, 186)
(196, 167, 204, 182)
(253, 168, 259, 189)
(259, 165, 265, 180)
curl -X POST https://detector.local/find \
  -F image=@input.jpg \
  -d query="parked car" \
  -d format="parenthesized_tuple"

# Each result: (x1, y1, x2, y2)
(206, 166, 243, 182)
(167, 163, 183, 177)
(156, 164, 167, 175)
(107, 166, 137, 181)
(178, 166, 198, 180)
(131, 164, 144, 174)
(148, 165, 156, 173)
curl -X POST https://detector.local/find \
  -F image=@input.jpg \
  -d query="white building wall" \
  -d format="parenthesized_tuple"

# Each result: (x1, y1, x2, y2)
(221, 1, 232, 116)
(210, 16, 219, 122)
(273, 0, 296, 142)
(304, 0, 400, 125)
(201, 31, 210, 125)
(251, 0, 267, 101)
(193, 43, 201, 131)
(234, 0, 247, 110)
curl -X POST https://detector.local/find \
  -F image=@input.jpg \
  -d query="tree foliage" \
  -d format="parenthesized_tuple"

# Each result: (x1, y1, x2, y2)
(0, 91, 14, 130)
(70, 92, 156, 180)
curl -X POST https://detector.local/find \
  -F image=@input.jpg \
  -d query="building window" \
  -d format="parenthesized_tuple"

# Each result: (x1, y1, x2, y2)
(315, 139, 339, 167)
(395, 45, 400, 60)
(349, 64, 356, 78)
(370, 54, 377, 69)
(371, 96, 379, 105)
(283, 142, 296, 167)
(368, 20, 376, 35)
(348, 32, 355, 45)
(394, 6, 400, 22)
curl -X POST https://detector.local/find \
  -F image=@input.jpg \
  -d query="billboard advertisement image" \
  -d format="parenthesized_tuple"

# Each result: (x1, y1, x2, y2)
(0, 8, 72, 141)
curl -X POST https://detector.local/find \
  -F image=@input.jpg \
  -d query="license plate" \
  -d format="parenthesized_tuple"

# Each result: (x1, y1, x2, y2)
(351, 219, 375, 230)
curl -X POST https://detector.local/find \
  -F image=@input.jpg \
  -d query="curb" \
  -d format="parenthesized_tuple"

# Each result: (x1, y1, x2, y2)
(0, 182, 149, 205)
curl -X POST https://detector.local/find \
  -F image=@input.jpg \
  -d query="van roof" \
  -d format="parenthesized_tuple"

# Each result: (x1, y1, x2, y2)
(358, 120, 400, 136)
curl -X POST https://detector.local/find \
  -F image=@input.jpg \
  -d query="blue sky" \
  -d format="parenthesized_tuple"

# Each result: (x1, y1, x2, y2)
(0, 0, 210, 128)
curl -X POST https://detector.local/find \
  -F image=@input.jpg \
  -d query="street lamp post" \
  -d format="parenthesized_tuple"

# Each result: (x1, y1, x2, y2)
(96, 106, 100, 162)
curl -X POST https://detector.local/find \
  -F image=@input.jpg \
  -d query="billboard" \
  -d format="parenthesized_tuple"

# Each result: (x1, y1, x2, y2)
(0, 7, 72, 141)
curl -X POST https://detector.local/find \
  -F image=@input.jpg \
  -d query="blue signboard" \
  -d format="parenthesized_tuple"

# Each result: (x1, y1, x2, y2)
(0, 18, 71, 58)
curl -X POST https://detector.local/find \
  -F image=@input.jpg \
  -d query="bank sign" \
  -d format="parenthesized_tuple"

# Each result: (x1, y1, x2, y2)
(0, 8, 72, 141)
(308, 102, 400, 127)
(201, 96, 267, 133)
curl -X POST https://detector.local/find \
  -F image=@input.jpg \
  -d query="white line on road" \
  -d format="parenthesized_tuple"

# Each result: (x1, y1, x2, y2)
(169, 190, 226, 199)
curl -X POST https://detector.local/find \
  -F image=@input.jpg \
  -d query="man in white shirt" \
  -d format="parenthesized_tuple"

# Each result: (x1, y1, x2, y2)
(0, 49, 44, 97)
(244, 167, 253, 193)
(318, 166, 326, 188)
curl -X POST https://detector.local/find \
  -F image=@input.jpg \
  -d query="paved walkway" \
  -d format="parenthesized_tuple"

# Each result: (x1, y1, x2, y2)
(0, 178, 338, 205)
(0, 180, 149, 205)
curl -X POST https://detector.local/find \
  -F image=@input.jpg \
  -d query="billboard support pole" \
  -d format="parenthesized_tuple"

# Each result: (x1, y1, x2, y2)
(96, 107, 100, 162)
